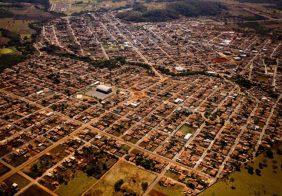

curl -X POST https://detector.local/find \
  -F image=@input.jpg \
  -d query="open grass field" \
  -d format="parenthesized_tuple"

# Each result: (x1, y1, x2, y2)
(178, 124, 196, 135)
(49, 0, 128, 14)
(0, 3, 54, 39)
(164, 170, 179, 181)
(145, 2, 168, 11)
(149, 182, 187, 196)
(0, 48, 16, 55)
(3, 3, 52, 20)
(21, 184, 51, 196)
(98, 0, 127, 10)
(0, 19, 35, 38)
(55, 170, 98, 196)
(49, 0, 97, 14)
(200, 143, 282, 196)
(85, 160, 157, 196)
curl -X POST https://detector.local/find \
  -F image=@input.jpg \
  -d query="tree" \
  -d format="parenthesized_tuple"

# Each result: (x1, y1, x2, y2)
(31, 164, 39, 173)
(135, 156, 155, 170)
(141, 182, 148, 191)
(188, 182, 195, 190)
(114, 179, 124, 192)
(247, 166, 254, 175)
(255, 169, 261, 176)
(102, 163, 107, 170)
(266, 150, 273, 159)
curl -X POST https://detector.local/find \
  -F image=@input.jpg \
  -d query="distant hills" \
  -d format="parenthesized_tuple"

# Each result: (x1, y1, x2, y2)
(0, 0, 49, 8)
(117, 0, 227, 22)
(238, 0, 282, 10)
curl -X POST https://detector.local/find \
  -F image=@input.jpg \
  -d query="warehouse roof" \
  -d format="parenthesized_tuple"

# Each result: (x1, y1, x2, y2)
(97, 84, 112, 92)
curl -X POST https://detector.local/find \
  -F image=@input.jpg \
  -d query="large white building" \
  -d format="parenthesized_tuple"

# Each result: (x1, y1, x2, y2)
(96, 85, 112, 94)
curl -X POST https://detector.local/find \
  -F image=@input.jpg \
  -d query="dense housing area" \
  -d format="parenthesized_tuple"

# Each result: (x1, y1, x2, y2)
(0, 0, 281, 195)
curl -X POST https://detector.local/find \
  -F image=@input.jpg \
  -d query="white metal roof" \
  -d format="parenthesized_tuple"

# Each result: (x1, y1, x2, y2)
(97, 84, 112, 92)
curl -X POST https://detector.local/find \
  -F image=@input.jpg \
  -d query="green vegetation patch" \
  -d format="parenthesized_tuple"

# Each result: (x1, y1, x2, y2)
(177, 123, 196, 135)
(165, 170, 180, 181)
(150, 182, 187, 196)
(55, 170, 98, 196)
(117, 0, 226, 22)
(86, 160, 157, 195)
(0, 54, 25, 72)
(0, 48, 15, 55)
(201, 143, 282, 196)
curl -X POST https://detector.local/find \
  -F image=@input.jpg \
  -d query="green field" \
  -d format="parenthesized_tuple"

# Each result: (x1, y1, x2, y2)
(201, 143, 282, 196)
(178, 123, 196, 135)
(85, 160, 157, 196)
(55, 170, 98, 196)
(0, 48, 15, 55)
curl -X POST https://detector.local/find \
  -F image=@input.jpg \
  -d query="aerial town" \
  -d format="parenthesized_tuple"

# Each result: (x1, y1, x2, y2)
(0, 0, 281, 195)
